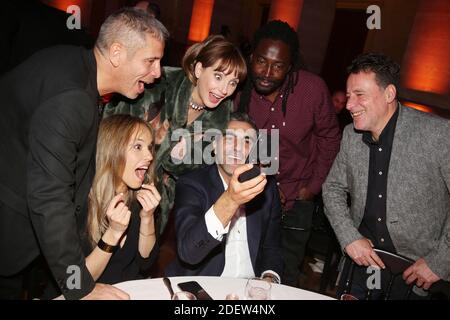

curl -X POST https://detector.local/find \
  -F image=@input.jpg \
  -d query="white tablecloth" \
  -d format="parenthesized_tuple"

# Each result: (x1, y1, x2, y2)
(114, 276, 335, 300)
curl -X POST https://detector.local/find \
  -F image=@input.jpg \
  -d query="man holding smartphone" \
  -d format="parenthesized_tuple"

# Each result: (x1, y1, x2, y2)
(166, 112, 283, 283)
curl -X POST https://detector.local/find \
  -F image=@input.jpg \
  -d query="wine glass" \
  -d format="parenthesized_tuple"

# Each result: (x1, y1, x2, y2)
(245, 277, 271, 300)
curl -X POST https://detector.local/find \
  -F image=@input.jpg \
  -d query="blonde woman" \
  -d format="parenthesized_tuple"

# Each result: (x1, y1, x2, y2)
(85, 114, 161, 284)
(104, 35, 247, 234)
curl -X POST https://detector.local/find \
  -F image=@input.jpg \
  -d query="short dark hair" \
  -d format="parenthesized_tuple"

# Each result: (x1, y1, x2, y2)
(347, 53, 400, 90)
(229, 112, 258, 132)
(251, 20, 303, 72)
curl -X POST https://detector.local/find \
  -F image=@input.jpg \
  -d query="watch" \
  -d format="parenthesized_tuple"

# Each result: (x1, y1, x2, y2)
(97, 238, 118, 253)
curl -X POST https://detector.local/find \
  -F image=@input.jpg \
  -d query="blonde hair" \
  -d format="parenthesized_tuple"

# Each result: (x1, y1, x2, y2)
(87, 115, 155, 246)
(182, 35, 247, 85)
(95, 7, 169, 57)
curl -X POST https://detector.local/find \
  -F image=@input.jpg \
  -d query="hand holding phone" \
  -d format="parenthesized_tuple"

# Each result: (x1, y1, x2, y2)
(237, 164, 261, 182)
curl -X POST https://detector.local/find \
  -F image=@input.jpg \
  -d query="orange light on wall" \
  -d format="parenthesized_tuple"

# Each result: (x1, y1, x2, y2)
(401, 0, 450, 95)
(42, 0, 90, 25)
(268, 0, 304, 30)
(43, 0, 88, 13)
(402, 101, 433, 114)
(188, 0, 215, 43)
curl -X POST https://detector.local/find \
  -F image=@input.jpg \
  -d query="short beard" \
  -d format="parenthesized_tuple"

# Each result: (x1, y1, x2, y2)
(250, 73, 284, 96)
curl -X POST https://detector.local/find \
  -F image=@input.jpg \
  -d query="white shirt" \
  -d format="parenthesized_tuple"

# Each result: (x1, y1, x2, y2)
(204, 167, 280, 282)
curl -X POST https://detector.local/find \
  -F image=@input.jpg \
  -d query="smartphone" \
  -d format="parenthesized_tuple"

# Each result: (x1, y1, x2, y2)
(238, 165, 261, 182)
(238, 134, 262, 183)
(247, 133, 276, 178)
(177, 281, 213, 300)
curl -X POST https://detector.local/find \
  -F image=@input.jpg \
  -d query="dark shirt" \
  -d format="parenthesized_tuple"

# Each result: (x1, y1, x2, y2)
(91, 201, 159, 284)
(358, 107, 399, 252)
(238, 70, 341, 209)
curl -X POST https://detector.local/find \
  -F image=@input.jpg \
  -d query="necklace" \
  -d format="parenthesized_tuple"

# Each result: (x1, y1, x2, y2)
(189, 98, 205, 111)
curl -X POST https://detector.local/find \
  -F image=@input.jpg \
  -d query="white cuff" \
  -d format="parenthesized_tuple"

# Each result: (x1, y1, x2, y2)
(205, 205, 230, 241)
(261, 270, 281, 284)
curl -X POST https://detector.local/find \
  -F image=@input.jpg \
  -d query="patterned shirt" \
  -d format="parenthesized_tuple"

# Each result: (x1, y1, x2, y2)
(237, 70, 341, 210)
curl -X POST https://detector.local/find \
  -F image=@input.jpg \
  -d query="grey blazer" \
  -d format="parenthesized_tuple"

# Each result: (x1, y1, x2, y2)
(323, 104, 450, 281)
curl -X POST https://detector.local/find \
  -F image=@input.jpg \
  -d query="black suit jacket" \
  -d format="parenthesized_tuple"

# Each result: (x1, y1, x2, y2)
(165, 165, 283, 277)
(0, 45, 99, 299)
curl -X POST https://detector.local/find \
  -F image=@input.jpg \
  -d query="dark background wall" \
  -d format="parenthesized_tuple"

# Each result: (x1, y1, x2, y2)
(3, 0, 449, 112)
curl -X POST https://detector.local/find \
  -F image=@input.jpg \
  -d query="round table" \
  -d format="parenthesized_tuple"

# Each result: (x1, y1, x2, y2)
(114, 276, 335, 300)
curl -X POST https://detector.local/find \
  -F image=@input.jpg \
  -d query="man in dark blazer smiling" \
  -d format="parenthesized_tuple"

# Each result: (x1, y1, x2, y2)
(0, 8, 168, 299)
(166, 113, 283, 282)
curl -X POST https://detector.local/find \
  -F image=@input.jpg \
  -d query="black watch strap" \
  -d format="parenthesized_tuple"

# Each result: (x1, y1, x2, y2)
(98, 238, 118, 253)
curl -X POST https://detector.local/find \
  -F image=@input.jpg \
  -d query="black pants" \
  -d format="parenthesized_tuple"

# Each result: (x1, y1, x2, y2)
(0, 256, 58, 300)
(0, 270, 27, 300)
(281, 200, 315, 287)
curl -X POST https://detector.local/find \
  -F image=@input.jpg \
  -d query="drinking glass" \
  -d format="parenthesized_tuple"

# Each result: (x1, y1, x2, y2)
(245, 277, 271, 300)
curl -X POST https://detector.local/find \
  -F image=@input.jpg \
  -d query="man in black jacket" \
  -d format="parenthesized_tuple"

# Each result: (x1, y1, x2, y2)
(0, 7, 168, 299)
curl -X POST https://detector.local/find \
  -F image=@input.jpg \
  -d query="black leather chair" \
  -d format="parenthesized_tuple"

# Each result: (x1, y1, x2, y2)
(341, 248, 450, 300)
(341, 248, 415, 300)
